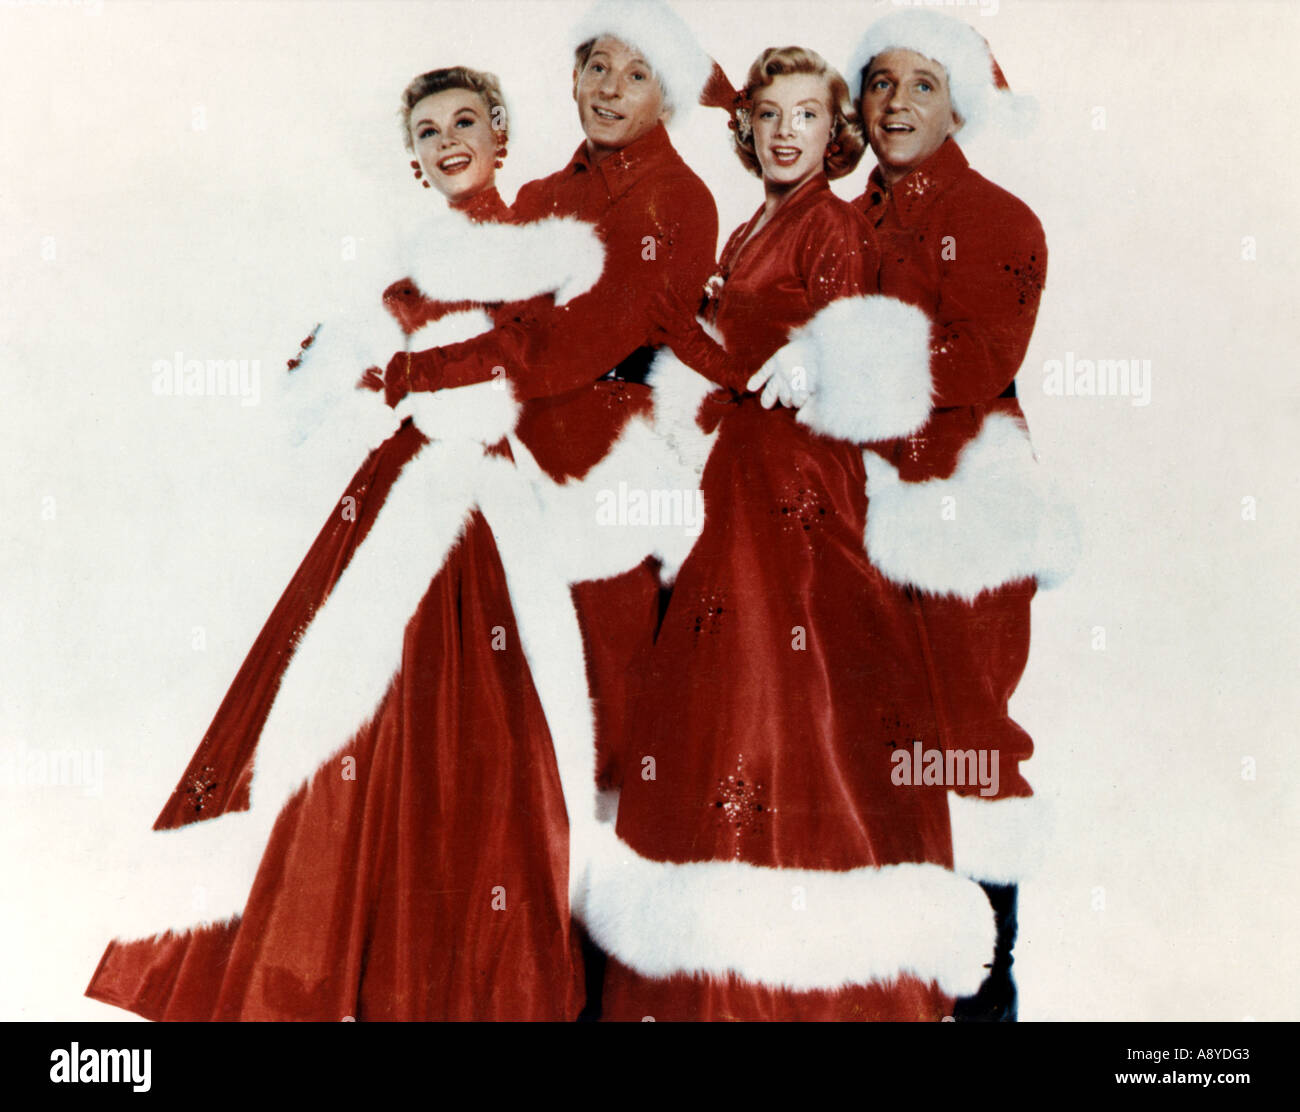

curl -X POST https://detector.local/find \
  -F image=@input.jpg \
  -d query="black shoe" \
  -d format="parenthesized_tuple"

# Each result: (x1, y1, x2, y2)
(952, 881, 1018, 1022)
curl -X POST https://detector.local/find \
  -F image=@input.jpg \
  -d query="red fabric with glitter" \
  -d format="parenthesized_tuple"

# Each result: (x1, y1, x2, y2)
(402, 122, 720, 796)
(856, 138, 1048, 800)
(602, 176, 956, 1021)
(85, 187, 587, 1020)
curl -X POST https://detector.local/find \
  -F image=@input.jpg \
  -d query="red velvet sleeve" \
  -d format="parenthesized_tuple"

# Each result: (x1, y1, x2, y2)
(664, 200, 880, 394)
(879, 190, 1047, 408)
(382, 279, 479, 337)
(406, 175, 719, 401)
(796, 204, 880, 312)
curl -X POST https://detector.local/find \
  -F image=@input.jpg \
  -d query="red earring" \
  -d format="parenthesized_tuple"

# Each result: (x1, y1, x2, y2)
(411, 159, 431, 187)
(494, 142, 508, 170)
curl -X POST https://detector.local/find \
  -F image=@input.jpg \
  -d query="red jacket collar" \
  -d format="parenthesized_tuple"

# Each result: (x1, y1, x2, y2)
(563, 121, 680, 200)
(449, 185, 510, 224)
(861, 138, 969, 227)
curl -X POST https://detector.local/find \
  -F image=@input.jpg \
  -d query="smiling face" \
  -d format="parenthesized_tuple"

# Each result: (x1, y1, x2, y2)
(859, 48, 962, 185)
(750, 72, 835, 193)
(408, 88, 500, 203)
(572, 36, 669, 162)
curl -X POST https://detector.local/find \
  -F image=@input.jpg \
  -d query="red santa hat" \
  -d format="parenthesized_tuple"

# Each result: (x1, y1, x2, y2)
(846, 9, 1035, 139)
(570, 0, 714, 123)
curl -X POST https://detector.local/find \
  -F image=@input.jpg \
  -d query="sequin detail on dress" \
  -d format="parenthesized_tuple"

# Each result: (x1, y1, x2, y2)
(879, 713, 926, 753)
(713, 755, 775, 855)
(931, 327, 961, 361)
(770, 473, 827, 536)
(691, 590, 727, 636)
(185, 766, 219, 814)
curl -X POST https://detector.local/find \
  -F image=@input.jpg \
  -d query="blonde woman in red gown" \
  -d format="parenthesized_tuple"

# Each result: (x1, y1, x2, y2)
(84, 67, 607, 1021)
(581, 47, 998, 1020)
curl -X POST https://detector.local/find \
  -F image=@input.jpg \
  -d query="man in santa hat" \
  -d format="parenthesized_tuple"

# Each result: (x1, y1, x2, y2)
(752, 9, 1075, 1021)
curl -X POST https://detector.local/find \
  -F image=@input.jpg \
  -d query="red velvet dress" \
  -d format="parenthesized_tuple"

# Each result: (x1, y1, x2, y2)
(402, 124, 719, 792)
(85, 187, 586, 1021)
(601, 177, 956, 1021)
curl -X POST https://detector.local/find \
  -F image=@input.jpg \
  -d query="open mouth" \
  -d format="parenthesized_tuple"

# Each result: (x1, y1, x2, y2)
(437, 153, 472, 174)
(881, 123, 915, 135)
(592, 106, 625, 122)
(770, 146, 802, 167)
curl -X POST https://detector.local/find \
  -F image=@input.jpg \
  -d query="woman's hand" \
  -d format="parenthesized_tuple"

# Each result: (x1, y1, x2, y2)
(647, 287, 750, 392)
(747, 338, 813, 410)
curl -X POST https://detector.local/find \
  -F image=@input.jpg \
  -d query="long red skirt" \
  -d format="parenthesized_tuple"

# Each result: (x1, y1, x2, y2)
(604, 400, 957, 1021)
(86, 426, 584, 1020)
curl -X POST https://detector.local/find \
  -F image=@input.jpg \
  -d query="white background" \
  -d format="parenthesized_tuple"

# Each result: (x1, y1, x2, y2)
(2, 0, 1297, 1021)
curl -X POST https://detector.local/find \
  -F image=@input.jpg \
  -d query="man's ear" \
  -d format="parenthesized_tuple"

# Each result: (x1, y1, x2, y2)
(949, 109, 965, 137)
(572, 67, 580, 103)
(655, 81, 672, 126)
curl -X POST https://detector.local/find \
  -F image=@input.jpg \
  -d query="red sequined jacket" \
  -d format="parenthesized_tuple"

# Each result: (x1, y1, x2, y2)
(856, 137, 1046, 482)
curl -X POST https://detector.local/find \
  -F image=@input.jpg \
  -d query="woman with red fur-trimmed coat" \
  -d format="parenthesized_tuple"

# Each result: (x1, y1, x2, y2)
(582, 46, 998, 1022)
(752, 11, 1078, 1019)
(85, 66, 604, 1021)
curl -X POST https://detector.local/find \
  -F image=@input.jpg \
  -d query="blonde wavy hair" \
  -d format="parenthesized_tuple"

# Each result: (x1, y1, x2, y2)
(400, 66, 508, 151)
(732, 46, 865, 181)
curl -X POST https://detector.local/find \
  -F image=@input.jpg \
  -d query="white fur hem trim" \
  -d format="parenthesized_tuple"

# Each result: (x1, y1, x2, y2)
(532, 354, 717, 587)
(644, 349, 718, 583)
(948, 793, 1052, 885)
(394, 382, 521, 446)
(105, 430, 604, 940)
(407, 212, 604, 308)
(864, 412, 1081, 600)
(791, 295, 934, 444)
(574, 825, 996, 997)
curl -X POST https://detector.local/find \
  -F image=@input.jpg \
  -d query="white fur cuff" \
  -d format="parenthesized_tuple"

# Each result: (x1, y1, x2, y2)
(863, 413, 1081, 601)
(407, 213, 605, 308)
(949, 793, 1052, 886)
(792, 295, 934, 444)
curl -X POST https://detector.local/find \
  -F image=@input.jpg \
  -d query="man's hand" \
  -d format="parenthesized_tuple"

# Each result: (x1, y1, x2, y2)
(364, 352, 410, 409)
(356, 353, 409, 408)
(356, 365, 385, 394)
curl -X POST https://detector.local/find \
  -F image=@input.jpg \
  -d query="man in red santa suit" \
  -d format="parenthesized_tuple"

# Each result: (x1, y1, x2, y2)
(751, 9, 1078, 1020)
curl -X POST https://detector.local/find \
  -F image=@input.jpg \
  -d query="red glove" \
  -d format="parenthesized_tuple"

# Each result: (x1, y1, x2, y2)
(646, 287, 749, 392)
